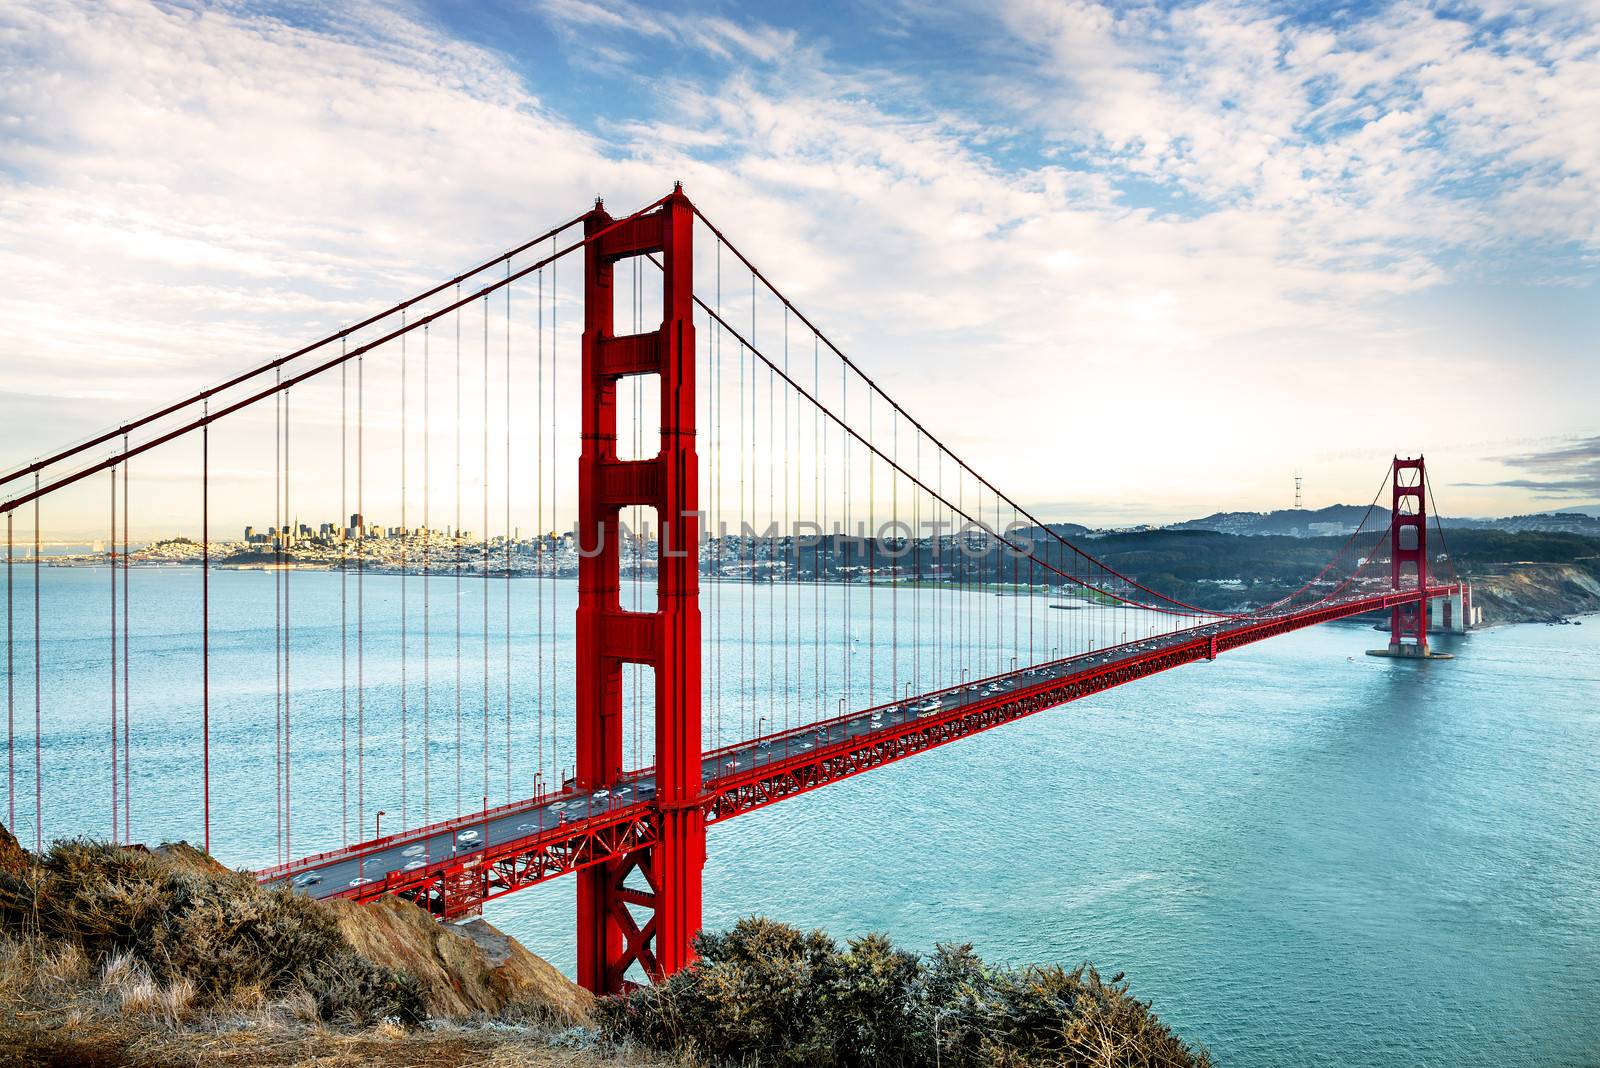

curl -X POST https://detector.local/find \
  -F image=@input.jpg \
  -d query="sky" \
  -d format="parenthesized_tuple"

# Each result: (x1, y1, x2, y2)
(1, 0, 1597, 531)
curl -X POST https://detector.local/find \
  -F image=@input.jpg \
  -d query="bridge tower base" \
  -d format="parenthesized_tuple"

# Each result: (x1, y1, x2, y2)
(575, 188, 704, 993)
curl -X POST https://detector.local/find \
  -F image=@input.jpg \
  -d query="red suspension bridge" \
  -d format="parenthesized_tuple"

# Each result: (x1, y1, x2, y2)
(0, 186, 1467, 993)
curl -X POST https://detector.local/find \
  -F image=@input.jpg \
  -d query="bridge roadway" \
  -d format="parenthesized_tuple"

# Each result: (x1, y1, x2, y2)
(259, 583, 1459, 916)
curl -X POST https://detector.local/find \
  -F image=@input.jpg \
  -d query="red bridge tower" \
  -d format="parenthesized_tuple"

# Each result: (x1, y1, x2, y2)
(1389, 456, 1428, 655)
(576, 187, 703, 992)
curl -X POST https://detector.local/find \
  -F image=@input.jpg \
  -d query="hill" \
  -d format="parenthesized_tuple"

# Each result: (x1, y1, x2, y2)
(1163, 505, 1600, 539)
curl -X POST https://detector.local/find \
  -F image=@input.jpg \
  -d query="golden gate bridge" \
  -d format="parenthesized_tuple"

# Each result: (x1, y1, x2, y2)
(0, 186, 1466, 993)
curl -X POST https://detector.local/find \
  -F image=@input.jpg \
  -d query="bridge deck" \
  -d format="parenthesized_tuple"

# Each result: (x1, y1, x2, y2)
(259, 584, 1458, 915)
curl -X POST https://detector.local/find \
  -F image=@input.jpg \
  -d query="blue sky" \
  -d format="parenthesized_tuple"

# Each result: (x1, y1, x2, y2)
(1, 0, 1597, 528)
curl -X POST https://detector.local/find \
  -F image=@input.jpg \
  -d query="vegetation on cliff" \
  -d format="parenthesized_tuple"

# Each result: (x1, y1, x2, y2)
(0, 828, 1205, 1067)
(0, 835, 425, 1026)
(599, 917, 1210, 1068)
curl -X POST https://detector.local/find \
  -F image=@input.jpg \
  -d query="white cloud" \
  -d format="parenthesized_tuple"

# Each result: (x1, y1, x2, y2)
(0, 0, 1595, 530)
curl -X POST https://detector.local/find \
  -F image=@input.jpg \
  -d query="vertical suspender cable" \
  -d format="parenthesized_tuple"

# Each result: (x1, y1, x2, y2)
(202, 401, 210, 854)
(455, 289, 463, 815)
(535, 273, 543, 789)
(482, 295, 490, 803)
(274, 387, 283, 862)
(400, 317, 409, 827)
(769, 328, 776, 735)
(783, 309, 790, 733)
(33, 476, 42, 851)
(284, 387, 291, 860)
(110, 469, 118, 842)
(632, 260, 642, 764)
(5, 511, 11, 831)
(424, 325, 432, 821)
(714, 245, 722, 748)
(815, 332, 822, 722)
(504, 265, 512, 798)
(340, 343, 349, 845)
(771, 342, 777, 735)
(750, 275, 756, 739)
(737, 278, 745, 740)
(121, 448, 129, 844)
(550, 244, 558, 787)
(358, 346, 366, 840)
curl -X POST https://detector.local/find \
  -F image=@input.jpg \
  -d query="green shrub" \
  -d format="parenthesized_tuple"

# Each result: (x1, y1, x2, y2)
(0, 838, 423, 1026)
(596, 918, 1209, 1068)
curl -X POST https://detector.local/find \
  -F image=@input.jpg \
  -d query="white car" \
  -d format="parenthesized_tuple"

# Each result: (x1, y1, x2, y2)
(403, 860, 426, 871)
(457, 830, 480, 843)
(402, 844, 425, 857)
(348, 876, 374, 887)
(593, 788, 611, 799)
(292, 872, 322, 888)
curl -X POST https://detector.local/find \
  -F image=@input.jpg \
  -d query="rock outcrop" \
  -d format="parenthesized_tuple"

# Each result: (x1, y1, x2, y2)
(1472, 562, 1600, 622)
(324, 895, 592, 1024)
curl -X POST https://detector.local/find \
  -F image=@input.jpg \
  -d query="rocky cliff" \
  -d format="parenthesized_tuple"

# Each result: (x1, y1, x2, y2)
(1470, 561, 1600, 623)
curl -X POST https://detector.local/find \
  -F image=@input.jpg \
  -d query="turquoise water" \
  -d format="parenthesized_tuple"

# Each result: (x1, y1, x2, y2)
(5, 566, 1598, 1065)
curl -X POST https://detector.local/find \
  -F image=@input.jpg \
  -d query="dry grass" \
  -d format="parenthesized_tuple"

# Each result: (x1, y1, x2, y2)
(0, 827, 680, 1068)
(0, 929, 686, 1068)
(0, 836, 425, 1025)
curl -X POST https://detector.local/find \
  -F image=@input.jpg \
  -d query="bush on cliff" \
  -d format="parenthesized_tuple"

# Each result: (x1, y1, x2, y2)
(0, 833, 424, 1026)
(596, 917, 1210, 1068)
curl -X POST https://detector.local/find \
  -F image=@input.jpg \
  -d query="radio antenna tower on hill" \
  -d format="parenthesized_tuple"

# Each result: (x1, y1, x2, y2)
(1295, 470, 1303, 509)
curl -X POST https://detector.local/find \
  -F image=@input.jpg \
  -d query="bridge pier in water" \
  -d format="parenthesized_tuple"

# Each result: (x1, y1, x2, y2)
(1427, 583, 1473, 634)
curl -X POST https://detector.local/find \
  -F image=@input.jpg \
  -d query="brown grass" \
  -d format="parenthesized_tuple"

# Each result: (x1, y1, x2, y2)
(0, 835, 426, 1025)
(0, 929, 686, 1067)
(0, 825, 679, 1068)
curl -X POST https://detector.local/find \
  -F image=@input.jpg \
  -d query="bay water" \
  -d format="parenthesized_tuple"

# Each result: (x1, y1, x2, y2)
(6, 565, 1597, 1065)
